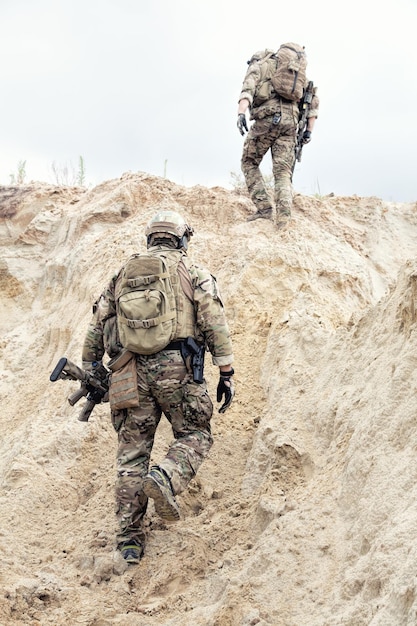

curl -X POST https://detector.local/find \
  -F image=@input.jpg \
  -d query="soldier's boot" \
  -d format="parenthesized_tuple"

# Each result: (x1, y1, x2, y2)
(118, 538, 144, 564)
(247, 207, 273, 222)
(276, 209, 291, 229)
(143, 466, 181, 521)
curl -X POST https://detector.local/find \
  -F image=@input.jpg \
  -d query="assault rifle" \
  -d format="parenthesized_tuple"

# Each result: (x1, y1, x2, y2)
(180, 337, 205, 384)
(294, 80, 314, 166)
(50, 357, 110, 422)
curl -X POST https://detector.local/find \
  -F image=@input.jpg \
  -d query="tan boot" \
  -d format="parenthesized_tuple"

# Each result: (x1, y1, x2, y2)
(143, 466, 180, 521)
(247, 208, 273, 222)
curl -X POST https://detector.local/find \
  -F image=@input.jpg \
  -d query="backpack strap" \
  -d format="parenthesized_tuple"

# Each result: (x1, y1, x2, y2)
(119, 309, 176, 329)
(178, 258, 194, 304)
(127, 271, 170, 288)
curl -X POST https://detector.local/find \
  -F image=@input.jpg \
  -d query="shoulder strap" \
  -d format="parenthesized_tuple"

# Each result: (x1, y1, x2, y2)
(177, 258, 194, 304)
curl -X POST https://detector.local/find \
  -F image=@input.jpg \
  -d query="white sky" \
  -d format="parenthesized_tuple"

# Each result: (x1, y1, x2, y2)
(1, 0, 416, 202)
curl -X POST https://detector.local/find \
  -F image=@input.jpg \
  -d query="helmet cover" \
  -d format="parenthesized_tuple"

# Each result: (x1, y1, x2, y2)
(145, 210, 194, 240)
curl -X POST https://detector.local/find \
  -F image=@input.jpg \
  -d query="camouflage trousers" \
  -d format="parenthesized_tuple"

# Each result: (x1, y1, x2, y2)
(241, 110, 297, 217)
(111, 349, 213, 543)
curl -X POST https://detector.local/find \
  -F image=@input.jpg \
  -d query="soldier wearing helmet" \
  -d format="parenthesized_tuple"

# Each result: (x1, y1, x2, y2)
(145, 209, 194, 250)
(237, 43, 319, 228)
(81, 209, 234, 564)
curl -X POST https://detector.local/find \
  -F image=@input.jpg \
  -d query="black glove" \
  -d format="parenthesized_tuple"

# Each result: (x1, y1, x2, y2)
(237, 114, 248, 136)
(217, 368, 235, 413)
(302, 130, 312, 144)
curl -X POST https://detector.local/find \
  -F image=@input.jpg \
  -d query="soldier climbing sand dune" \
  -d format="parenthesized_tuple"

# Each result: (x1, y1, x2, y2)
(81, 209, 235, 563)
(237, 42, 319, 229)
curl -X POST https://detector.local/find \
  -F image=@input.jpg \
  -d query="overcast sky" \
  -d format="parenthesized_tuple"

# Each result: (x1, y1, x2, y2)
(1, 0, 416, 202)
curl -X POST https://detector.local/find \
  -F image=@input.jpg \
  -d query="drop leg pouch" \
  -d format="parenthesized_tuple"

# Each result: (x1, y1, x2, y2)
(108, 353, 139, 410)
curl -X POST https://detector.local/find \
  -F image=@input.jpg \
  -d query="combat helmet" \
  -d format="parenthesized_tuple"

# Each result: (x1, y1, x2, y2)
(145, 210, 194, 250)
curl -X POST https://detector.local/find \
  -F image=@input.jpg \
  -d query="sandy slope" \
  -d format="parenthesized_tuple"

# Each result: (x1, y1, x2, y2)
(1, 172, 417, 625)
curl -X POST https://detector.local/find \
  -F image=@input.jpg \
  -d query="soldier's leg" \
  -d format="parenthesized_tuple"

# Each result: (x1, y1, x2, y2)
(271, 127, 297, 228)
(113, 364, 161, 546)
(241, 119, 274, 219)
(160, 377, 213, 495)
(148, 350, 213, 496)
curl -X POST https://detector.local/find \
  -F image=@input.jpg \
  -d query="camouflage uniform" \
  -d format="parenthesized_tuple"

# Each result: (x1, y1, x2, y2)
(82, 246, 233, 546)
(238, 49, 319, 220)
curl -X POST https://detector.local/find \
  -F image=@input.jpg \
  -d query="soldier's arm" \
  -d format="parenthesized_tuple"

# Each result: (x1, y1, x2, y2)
(307, 85, 319, 125)
(306, 116, 317, 133)
(238, 98, 250, 115)
(81, 276, 118, 366)
(301, 81, 319, 134)
(238, 62, 261, 109)
(191, 267, 234, 368)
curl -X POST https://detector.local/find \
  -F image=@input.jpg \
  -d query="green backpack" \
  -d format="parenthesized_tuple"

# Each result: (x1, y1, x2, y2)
(115, 253, 178, 355)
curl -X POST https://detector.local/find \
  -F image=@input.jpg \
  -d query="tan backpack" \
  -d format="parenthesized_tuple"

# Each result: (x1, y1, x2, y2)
(249, 49, 276, 105)
(270, 43, 307, 101)
(115, 251, 195, 355)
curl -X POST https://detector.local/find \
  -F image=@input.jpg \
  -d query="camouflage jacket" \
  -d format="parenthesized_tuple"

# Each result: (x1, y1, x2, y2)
(238, 49, 320, 121)
(82, 247, 234, 367)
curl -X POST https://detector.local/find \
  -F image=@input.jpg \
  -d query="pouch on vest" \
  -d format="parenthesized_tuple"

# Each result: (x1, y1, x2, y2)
(116, 254, 177, 355)
(250, 50, 275, 106)
(108, 356, 139, 411)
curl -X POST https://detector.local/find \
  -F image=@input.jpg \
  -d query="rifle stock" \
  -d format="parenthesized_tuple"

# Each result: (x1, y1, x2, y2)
(50, 357, 110, 422)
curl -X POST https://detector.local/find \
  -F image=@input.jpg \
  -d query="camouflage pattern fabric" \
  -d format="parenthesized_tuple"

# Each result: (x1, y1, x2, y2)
(113, 350, 213, 544)
(81, 245, 233, 545)
(82, 248, 233, 367)
(238, 49, 319, 220)
(238, 53, 319, 122)
(185, 260, 233, 365)
(241, 102, 298, 217)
